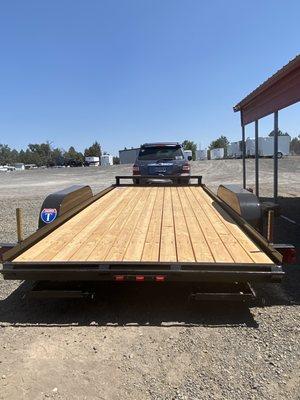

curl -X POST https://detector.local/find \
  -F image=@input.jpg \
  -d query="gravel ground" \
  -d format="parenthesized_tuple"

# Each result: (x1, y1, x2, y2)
(0, 158, 299, 400)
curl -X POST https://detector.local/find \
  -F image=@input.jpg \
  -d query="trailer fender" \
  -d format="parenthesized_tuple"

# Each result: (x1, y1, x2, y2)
(38, 185, 93, 228)
(217, 184, 262, 229)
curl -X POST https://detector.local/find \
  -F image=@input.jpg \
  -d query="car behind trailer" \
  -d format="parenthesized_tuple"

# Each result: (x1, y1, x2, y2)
(0, 176, 295, 301)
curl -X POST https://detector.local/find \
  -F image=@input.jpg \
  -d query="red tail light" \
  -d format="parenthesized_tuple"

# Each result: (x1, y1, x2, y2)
(132, 165, 140, 175)
(274, 245, 297, 264)
(182, 163, 190, 172)
(281, 248, 297, 264)
(135, 275, 145, 281)
(155, 275, 165, 282)
(115, 275, 125, 281)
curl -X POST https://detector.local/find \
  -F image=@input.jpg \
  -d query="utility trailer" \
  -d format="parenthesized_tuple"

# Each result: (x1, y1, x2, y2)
(0, 176, 290, 300)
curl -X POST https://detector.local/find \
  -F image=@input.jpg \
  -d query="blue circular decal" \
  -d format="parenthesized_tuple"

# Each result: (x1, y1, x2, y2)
(41, 208, 58, 224)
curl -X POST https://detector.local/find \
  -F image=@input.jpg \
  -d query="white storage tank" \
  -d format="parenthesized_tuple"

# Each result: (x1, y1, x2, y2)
(196, 149, 208, 160)
(210, 148, 224, 160)
(101, 155, 113, 166)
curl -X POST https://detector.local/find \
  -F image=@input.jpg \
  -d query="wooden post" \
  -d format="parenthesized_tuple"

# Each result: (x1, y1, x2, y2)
(267, 210, 274, 243)
(16, 208, 24, 243)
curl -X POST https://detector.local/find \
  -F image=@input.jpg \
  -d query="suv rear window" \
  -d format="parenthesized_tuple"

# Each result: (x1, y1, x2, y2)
(138, 146, 184, 161)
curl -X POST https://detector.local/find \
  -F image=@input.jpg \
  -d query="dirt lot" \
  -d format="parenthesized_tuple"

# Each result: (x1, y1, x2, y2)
(0, 158, 299, 400)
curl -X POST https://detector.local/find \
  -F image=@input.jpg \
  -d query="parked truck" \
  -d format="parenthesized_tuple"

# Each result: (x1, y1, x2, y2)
(0, 175, 294, 300)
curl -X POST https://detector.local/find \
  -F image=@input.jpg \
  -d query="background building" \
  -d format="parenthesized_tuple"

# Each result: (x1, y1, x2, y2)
(119, 148, 140, 164)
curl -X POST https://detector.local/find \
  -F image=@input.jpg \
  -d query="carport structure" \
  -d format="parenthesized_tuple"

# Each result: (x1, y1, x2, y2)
(233, 55, 300, 201)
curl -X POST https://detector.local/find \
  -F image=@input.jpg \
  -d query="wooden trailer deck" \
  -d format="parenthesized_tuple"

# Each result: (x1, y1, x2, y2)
(14, 186, 274, 264)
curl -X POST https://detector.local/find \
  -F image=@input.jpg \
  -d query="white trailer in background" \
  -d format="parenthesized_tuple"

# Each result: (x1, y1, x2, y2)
(227, 141, 242, 158)
(244, 136, 290, 158)
(101, 155, 113, 166)
(183, 149, 193, 160)
(210, 148, 224, 160)
(14, 163, 25, 171)
(85, 156, 100, 166)
(246, 138, 256, 157)
(259, 136, 290, 157)
(196, 149, 208, 160)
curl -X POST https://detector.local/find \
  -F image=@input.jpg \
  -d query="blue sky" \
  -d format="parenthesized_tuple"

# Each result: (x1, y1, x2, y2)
(0, 0, 299, 156)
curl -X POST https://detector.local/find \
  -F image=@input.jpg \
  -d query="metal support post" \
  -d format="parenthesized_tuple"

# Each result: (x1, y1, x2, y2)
(273, 111, 279, 201)
(242, 125, 246, 189)
(255, 120, 259, 197)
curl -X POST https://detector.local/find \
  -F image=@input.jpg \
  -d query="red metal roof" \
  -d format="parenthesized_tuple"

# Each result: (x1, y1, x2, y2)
(234, 55, 300, 125)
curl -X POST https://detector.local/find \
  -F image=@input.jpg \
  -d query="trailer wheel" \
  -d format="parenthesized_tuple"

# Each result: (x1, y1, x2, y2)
(277, 152, 283, 159)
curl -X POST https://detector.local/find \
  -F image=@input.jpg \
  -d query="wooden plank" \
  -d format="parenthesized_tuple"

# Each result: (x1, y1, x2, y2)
(54, 187, 137, 261)
(87, 188, 146, 261)
(171, 187, 195, 262)
(191, 188, 253, 263)
(177, 188, 214, 262)
(123, 188, 158, 261)
(15, 188, 123, 262)
(186, 187, 233, 263)
(141, 187, 164, 262)
(160, 187, 177, 262)
(196, 188, 274, 264)
(105, 188, 151, 261)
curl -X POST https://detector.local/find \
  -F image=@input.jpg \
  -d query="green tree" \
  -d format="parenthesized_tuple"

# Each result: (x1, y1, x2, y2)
(65, 146, 84, 163)
(209, 135, 229, 150)
(26, 143, 52, 166)
(84, 141, 102, 158)
(290, 135, 300, 154)
(268, 130, 290, 137)
(182, 140, 197, 160)
(50, 147, 65, 166)
(0, 144, 14, 165)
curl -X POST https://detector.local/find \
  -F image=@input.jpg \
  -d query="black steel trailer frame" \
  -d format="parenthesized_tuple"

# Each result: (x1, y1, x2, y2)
(1, 176, 284, 284)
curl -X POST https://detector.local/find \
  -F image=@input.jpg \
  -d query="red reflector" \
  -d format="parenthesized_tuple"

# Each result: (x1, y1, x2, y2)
(281, 248, 297, 264)
(155, 275, 165, 282)
(115, 275, 125, 281)
(136, 275, 145, 281)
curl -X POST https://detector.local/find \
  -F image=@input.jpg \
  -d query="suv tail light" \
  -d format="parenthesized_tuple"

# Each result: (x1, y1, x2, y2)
(182, 163, 190, 172)
(132, 165, 140, 175)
